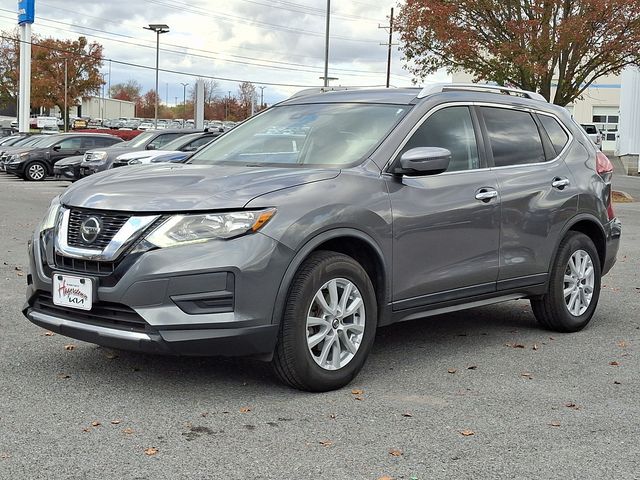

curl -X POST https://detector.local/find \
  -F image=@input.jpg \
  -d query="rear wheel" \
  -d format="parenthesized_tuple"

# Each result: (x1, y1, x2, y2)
(531, 232, 601, 332)
(272, 251, 377, 391)
(24, 161, 47, 181)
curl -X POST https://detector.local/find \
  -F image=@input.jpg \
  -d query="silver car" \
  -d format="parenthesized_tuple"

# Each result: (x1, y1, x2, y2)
(24, 84, 621, 391)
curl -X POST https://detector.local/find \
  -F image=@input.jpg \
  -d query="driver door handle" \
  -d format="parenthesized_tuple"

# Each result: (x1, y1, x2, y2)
(475, 188, 498, 202)
(551, 177, 570, 189)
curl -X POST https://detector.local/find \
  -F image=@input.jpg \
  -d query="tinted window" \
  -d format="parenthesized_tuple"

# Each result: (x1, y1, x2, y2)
(481, 107, 545, 167)
(400, 106, 480, 172)
(538, 115, 569, 155)
(56, 137, 82, 150)
(149, 133, 183, 149)
(185, 136, 214, 150)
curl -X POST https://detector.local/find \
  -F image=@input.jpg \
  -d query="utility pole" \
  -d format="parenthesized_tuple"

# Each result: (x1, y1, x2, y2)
(259, 86, 266, 109)
(64, 59, 68, 132)
(108, 59, 111, 97)
(379, 7, 396, 88)
(322, 0, 330, 87)
(17, 0, 34, 133)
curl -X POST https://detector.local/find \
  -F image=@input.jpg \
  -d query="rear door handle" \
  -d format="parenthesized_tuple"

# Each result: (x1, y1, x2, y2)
(551, 177, 570, 189)
(475, 188, 498, 202)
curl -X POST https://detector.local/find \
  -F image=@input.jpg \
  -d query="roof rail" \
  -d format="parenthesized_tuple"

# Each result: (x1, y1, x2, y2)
(417, 83, 547, 102)
(289, 86, 351, 99)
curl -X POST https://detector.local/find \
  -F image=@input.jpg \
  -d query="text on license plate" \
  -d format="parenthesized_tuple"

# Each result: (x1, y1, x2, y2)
(53, 274, 93, 311)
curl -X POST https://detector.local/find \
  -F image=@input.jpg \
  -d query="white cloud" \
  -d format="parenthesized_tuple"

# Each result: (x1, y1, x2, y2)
(0, 0, 449, 105)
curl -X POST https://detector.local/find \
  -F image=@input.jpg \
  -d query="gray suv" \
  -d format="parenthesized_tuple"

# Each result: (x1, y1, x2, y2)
(23, 84, 621, 391)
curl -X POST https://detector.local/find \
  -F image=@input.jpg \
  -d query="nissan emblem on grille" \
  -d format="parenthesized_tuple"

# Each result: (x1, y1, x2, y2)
(80, 217, 102, 244)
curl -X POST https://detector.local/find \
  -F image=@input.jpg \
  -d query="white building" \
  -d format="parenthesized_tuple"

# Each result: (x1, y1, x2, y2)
(49, 96, 135, 120)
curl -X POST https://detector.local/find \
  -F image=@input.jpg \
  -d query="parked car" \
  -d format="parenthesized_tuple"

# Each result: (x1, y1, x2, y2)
(0, 135, 49, 172)
(53, 155, 85, 182)
(5, 133, 123, 181)
(79, 129, 199, 176)
(111, 131, 220, 167)
(24, 84, 620, 391)
(580, 124, 602, 150)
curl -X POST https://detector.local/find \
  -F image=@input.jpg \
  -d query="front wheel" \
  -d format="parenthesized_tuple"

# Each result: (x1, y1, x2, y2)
(531, 232, 601, 332)
(24, 161, 48, 181)
(272, 251, 377, 392)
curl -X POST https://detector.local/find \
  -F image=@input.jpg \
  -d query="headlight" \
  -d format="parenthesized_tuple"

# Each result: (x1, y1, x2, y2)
(39, 197, 61, 232)
(9, 152, 29, 163)
(86, 151, 107, 161)
(145, 208, 276, 247)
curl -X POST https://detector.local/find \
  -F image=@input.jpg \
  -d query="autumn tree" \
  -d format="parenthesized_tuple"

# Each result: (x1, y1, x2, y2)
(0, 32, 20, 109)
(136, 90, 159, 118)
(238, 81, 256, 117)
(396, 0, 640, 105)
(110, 79, 142, 103)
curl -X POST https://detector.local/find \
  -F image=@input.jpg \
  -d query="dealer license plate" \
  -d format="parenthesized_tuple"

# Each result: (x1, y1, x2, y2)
(52, 274, 93, 311)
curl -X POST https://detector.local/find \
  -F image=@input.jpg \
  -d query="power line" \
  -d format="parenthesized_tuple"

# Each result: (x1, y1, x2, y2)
(0, 33, 392, 89)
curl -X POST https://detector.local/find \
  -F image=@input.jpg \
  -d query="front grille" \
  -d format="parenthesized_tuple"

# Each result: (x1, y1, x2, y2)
(54, 253, 116, 275)
(33, 291, 147, 333)
(67, 209, 130, 249)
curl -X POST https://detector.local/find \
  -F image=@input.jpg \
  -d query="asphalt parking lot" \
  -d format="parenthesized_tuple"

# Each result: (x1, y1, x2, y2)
(0, 173, 638, 480)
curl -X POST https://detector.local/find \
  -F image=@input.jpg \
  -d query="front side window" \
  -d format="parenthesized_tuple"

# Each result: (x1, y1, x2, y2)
(56, 137, 82, 150)
(481, 107, 545, 167)
(189, 103, 409, 167)
(399, 106, 480, 172)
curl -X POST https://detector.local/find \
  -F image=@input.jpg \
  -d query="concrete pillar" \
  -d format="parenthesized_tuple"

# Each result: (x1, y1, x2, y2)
(617, 67, 640, 175)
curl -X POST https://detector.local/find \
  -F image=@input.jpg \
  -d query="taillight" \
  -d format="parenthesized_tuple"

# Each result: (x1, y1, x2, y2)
(596, 151, 613, 176)
(596, 151, 615, 220)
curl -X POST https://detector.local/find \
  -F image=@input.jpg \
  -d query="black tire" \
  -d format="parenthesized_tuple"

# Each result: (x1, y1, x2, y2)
(272, 251, 377, 392)
(23, 161, 48, 181)
(531, 232, 601, 332)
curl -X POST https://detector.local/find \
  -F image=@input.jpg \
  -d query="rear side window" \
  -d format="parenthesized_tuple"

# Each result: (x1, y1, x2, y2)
(400, 106, 480, 172)
(149, 133, 183, 149)
(538, 115, 569, 155)
(481, 107, 545, 167)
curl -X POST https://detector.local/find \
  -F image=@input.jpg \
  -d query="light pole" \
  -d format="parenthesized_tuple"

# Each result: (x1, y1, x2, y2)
(259, 86, 266, 109)
(143, 24, 169, 129)
(180, 82, 189, 127)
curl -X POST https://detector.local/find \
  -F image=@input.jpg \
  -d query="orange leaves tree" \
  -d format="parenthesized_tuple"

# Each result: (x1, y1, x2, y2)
(0, 31, 103, 117)
(395, 0, 640, 105)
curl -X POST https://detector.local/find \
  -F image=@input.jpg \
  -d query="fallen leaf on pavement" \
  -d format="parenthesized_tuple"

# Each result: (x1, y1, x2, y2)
(329, 413, 336, 419)
(57, 373, 70, 379)
(91, 421, 101, 427)
(239, 407, 252, 413)
(460, 429, 475, 436)
(609, 361, 620, 366)
(388, 448, 403, 457)
(549, 421, 561, 427)
(123, 427, 134, 435)
(110, 419, 121, 425)
(467, 365, 477, 370)
(144, 447, 158, 456)
(614, 381, 622, 385)
(532, 343, 539, 350)
(44, 331, 55, 337)
(104, 352, 118, 359)
(565, 402, 580, 410)
(354, 396, 364, 401)
(617, 340, 628, 348)
(402, 412, 413, 418)
(505, 343, 525, 348)
(351, 389, 364, 395)
(447, 368, 457, 374)
(201, 412, 209, 417)
(319, 440, 333, 447)
(377, 476, 394, 480)
(64, 344, 75, 351)
(521, 372, 533, 379)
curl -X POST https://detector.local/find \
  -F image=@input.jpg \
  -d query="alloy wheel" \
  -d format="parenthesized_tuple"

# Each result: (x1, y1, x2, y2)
(563, 249, 595, 316)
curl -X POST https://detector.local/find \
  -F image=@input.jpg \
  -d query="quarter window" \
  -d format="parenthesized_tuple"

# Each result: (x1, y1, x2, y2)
(481, 107, 545, 167)
(538, 115, 569, 155)
(56, 137, 82, 150)
(400, 106, 480, 172)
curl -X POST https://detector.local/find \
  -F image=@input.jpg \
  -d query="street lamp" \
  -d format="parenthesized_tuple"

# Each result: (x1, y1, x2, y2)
(143, 23, 169, 129)
(180, 82, 189, 128)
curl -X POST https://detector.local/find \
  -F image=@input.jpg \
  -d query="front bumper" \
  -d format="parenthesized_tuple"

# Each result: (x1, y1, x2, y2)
(602, 216, 622, 276)
(53, 165, 79, 181)
(24, 229, 294, 358)
(79, 160, 108, 176)
(5, 162, 25, 175)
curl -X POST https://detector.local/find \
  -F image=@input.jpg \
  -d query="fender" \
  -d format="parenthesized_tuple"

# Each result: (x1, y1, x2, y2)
(548, 212, 607, 272)
(269, 227, 391, 327)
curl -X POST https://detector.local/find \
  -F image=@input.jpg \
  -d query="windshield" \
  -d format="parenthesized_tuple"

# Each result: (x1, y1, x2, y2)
(127, 131, 156, 148)
(189, 103, 409, 167)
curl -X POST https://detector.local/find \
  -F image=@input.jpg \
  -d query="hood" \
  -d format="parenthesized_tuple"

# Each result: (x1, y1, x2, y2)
(60, 163, 340, 212)
(3, 147, 41, 156)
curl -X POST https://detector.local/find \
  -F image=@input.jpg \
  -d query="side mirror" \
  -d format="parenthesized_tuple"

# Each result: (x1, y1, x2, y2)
(52, 145, 61, 151)
(394, 147, 451, 176)
(146, 144, 156, 150)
